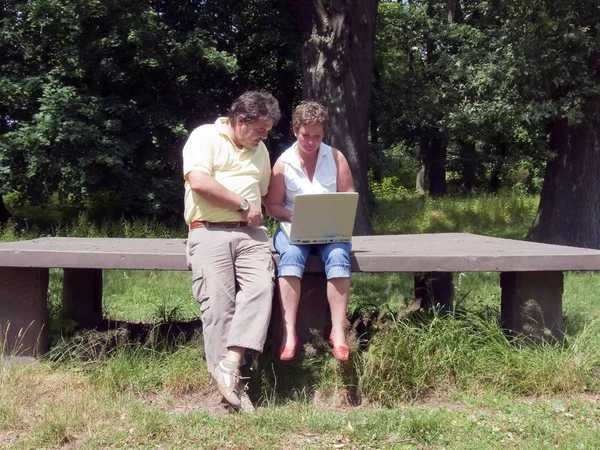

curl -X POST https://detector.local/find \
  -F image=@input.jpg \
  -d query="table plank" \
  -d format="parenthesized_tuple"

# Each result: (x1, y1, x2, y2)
(1, 233, 600, 272)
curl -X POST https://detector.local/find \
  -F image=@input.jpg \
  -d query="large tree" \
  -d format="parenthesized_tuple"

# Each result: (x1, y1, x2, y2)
(522, 0, 600, 248)
(288, 0, 379, 234)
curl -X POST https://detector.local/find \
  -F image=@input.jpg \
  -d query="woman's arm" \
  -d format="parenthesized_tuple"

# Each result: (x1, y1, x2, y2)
(333, 148, 355, 192)
(265, 159, 294, 221)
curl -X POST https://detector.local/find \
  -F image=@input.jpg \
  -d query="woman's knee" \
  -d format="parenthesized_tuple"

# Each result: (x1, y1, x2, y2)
(324, 246, 351, 266)
(277, 245, 307, 277)
(322, 246, 351, 279)
(279, 245, 309, 266)
(278, 263, 305, 278)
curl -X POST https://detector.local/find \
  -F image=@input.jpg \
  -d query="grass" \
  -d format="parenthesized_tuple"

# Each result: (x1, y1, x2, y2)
(2, 190, 600, 448)
(372, 190, 539, 239)
(1, 357, 599, 448)
(102, 270, 196, 323)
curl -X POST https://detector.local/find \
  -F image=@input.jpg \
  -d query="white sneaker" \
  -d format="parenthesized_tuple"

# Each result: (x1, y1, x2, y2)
(212, 362, 242, 408)
(238, 390, 256, 414)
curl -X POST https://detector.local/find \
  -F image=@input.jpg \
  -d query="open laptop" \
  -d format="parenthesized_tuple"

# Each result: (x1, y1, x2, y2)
(280, 192, 359, 244)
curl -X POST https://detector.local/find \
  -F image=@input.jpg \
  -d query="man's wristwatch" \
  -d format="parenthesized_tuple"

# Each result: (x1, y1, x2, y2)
(237, 198, 250, 213)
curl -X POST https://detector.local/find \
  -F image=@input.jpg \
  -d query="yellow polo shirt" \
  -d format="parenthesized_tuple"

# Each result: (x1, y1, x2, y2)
(182, 118, 271, 224)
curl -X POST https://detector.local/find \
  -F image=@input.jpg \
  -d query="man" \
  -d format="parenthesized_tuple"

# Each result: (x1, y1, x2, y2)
(183, 91, 280, 410)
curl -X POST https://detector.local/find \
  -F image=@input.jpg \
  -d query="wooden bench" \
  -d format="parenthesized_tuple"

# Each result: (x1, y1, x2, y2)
(2, 233, 600, 356)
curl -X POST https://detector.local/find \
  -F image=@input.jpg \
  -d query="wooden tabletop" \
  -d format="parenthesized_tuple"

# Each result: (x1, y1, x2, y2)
(1, 233, 600, 272)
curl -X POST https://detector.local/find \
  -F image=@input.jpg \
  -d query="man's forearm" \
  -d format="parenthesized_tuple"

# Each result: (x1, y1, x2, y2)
(188, 171, 244, 211)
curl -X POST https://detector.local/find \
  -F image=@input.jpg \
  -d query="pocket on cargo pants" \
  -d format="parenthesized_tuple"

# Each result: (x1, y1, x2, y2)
(192, 268, 212, 325)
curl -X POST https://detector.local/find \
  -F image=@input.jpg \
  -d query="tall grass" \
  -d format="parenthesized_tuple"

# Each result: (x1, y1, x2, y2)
(5, 191, 600, 406)
(52, 213, 188, 238)
(4, 189, 538, 240)
(371, 189, 539, 238)
(358, 310, 600, 406)
(47, 332, 209, 396)
(0, 212, 187, 241)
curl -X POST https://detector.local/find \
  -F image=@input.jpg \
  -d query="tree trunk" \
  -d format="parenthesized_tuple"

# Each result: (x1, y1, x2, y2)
(428, 132, 447, 198)
(446, 0, 463, 24)
(459, 141, 477, 192)
(370, 66, 381, 183)
(272, 56, 297, 158)
(421, 14, 447, 199)
(489, 142, 507, 193)
(528, 99, 600, 249)
(415, 165, 426, 194)
(417, 132, 447, 197)
(0, 196, 11, 224)
(289, 0, 378, 235)
(416, 135, 429, 194)
(370, 108, 381, 183)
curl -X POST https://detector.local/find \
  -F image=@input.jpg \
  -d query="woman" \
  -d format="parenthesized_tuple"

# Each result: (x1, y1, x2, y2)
(266, 101, 355, 361)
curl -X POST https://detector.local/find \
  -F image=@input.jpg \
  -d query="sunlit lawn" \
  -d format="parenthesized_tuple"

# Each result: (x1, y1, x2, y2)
(2, 191, 600, 448)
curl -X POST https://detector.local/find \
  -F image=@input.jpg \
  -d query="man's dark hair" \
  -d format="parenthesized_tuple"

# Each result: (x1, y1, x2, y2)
(228, 91, 281, 125)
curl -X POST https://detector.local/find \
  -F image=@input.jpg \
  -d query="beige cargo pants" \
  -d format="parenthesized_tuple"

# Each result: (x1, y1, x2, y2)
(186, 226, 274, 369)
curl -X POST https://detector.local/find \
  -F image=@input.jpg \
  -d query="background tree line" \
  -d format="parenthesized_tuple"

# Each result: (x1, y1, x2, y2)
(1, 0, 598, 246)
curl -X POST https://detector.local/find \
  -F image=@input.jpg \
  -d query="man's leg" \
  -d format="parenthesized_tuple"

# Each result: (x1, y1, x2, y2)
(227, 227, 275, 356)
(187, 228, 243, 407)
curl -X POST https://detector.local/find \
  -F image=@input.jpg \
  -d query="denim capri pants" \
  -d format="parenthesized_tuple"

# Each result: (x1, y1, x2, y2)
(273, 226, 352, 279)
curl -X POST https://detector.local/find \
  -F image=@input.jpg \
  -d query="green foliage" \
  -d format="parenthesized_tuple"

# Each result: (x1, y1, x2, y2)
(0, 0, 596, 217)
(195, 0, 301, 153)
(0, 0, 301, 217)
(373, 0, 597, 193)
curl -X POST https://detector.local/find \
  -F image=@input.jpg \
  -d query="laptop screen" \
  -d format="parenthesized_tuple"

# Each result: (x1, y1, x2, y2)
(282, 192, 358, 244)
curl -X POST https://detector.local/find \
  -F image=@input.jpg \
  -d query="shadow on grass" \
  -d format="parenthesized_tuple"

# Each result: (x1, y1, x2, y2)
(47, 318, 203, 363)
(247, 327, 363, 408)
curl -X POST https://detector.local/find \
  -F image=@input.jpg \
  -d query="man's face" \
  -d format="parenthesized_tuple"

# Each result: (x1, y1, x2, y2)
(232, 117, 274, 150)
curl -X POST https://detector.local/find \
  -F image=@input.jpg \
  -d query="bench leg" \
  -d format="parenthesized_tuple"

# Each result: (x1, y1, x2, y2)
(500, 271, 563, 339)
(414, 272, 454, 311)
(63, 269, 103, 328)
(0, 267, 49, 356)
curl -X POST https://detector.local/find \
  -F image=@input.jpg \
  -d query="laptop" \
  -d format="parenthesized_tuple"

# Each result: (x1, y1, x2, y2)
(280, 192, 359, 244)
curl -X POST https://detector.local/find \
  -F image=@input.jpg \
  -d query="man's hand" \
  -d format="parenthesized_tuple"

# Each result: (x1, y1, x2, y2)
(243, 202, 263, 227)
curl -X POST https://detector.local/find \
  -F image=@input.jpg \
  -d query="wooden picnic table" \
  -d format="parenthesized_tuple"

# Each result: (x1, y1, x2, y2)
(2, 233, 600, 356)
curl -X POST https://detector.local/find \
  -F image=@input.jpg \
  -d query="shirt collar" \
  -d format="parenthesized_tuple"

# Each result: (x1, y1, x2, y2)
(215, 117, 245, 152)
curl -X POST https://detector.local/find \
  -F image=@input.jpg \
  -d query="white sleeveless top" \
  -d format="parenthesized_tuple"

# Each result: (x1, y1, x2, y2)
(280, 142, 337, 210)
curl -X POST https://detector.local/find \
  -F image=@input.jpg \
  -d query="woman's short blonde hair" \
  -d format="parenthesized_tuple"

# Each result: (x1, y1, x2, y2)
(292, 101, 329, 133)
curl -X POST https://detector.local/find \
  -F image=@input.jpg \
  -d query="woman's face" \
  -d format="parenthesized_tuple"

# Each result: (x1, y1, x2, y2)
(295, 123, 324, 155)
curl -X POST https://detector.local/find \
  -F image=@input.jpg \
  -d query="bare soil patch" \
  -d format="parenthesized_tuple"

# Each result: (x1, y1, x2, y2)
(142, 383, 232, 418)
